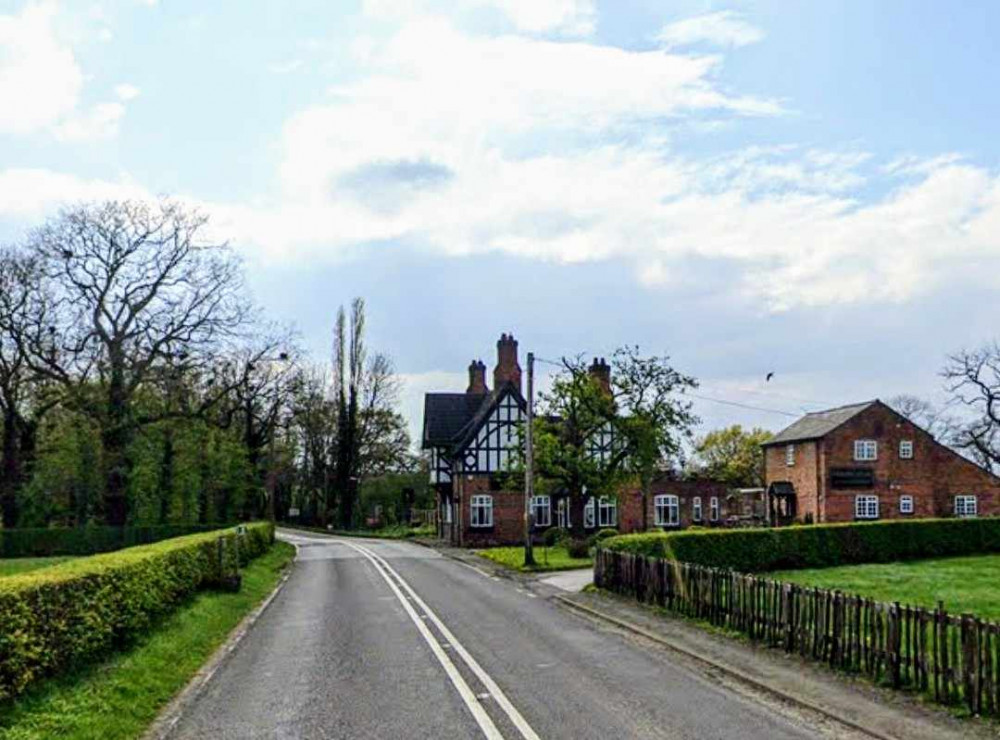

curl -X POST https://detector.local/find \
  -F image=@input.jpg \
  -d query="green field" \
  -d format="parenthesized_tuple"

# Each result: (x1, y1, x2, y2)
(0, 541, 296, 740)
(771, 553, 1000, 621)
(0, 557, 76, 577)
(477, 545, 593, 573)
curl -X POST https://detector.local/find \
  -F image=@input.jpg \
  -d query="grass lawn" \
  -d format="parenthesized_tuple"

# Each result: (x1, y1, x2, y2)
(771, 553, 1000, 621)
(477, 545, 593, 573)
(0, 556, 76, 577)
(0, 541, 296, 740)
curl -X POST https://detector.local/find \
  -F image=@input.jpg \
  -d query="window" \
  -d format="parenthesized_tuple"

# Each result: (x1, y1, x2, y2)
(585, 497, 617, 527)
(470, 495, 493, 527)
(692, 496, 703, 522)
(899, 440, 913, 459)
(786, 444, 795, 466)
(955, 495, 978, 518)
(598, 498, 617, 527)
(855, 494, 879, 520)
(654, 495, 679, 526)
(557, 498, 571, 528)
(531, 495, 551, 527)
(709, 496, 720, 522)
(854, 440, 878, 461)
(899, 495, 914, 515)
(443, 498, 453, 524)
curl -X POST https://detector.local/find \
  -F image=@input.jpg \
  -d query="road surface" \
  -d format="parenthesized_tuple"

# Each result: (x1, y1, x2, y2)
(170, 531, 851, 739)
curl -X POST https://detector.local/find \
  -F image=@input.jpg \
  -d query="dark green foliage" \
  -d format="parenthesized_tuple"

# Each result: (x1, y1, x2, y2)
(542, 526, 569, 547)
(587, 528, 620, 548)
(0, 522, 273, 701)
(0, 524, 235, 559)
(566, 538, 590, 558)
(601, 517, 1000, 572)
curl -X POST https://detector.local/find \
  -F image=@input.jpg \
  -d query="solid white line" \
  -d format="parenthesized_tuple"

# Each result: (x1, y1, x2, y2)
(352, 543, 541, 740)
(455, 560, 498, 580)
(343, 541, 504, 740)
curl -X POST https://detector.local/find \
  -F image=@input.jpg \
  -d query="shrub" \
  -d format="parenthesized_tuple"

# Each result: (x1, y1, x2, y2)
(0, 523, 235, 559)
(587, 528, 619, 548)
(0, 521, 273, 701)
(566, 539, 590, 559)
(542, 527, 569, 547)
(600, 517, 1000, 573)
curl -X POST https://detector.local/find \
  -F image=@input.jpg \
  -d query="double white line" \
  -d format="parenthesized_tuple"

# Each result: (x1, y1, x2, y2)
(343, 540, 540, 740)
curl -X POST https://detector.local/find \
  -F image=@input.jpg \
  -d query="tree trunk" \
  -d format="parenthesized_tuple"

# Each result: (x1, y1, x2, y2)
(103, 369, 131, 526)
(1, 407, 21, 528)
(159, 428, 175, 523)
(569, 492, 586, 541)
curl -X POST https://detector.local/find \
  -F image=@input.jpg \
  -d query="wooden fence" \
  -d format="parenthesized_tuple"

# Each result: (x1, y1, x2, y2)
(594, 548, 1000, 717)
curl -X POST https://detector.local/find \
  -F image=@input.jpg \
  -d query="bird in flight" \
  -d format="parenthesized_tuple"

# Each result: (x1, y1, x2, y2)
(766, 372, 775, 382)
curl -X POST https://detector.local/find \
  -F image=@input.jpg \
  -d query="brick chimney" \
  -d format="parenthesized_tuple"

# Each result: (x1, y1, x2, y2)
(589, 357, 611, 394)
(467, 359, 488, 394)
(493, 333, 522, 392)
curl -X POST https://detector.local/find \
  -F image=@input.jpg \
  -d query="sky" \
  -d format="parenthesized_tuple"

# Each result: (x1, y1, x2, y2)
(1, 0, 999, 446)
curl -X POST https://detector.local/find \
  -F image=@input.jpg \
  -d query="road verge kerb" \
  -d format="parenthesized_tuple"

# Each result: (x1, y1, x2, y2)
(142, 545, 297, 740)
(552, 594, 898, 740)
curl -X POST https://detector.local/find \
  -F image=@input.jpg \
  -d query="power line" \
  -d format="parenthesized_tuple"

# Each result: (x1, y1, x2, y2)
(688, 393, 800, 417)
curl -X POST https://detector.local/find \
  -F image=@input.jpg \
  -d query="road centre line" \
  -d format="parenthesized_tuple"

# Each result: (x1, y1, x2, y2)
(340, 541, 504, 740)
(350, 542, 541, 740)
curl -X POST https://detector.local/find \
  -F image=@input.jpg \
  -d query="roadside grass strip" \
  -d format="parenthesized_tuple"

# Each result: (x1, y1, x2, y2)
(771, 552, 1000, 621)
(476, 545, 592, 573)
(0, 557, 76, 578)
(0, 541, 295, 740)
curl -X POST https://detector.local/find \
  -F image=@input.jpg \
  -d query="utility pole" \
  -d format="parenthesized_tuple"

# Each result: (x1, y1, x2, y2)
(524, 352, 536, 567)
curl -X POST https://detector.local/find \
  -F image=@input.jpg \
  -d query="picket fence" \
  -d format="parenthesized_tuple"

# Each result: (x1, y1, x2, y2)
(594, 548, 1000, 716)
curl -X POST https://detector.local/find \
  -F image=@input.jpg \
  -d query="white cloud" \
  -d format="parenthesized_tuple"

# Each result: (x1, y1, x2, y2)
(0, 168, 145, 219)
(114, 83, 141, 101)
(362, 0, 596, 36)
(657, 11, 764, 49)
(0, 2, 83, 134)
(52, 101, 127, 141)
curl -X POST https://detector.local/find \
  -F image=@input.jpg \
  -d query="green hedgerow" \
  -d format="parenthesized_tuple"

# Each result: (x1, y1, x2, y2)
(600, 517, 1000, 573)
(0, 522, 273, 702)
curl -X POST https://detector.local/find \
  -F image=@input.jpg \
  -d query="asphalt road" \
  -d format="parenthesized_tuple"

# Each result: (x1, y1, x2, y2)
(170, 531, 844, 739)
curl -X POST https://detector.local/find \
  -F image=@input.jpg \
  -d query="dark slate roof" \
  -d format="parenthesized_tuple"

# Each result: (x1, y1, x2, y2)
(763, 401, 877, 447)
(422, 393, 487, 449)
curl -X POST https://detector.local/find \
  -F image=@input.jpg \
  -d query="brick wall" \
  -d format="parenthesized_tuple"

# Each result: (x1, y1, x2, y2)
(764, 440, 821, 521)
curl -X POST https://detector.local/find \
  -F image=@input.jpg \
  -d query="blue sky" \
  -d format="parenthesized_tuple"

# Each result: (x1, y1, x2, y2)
(2, 0, 999, 444)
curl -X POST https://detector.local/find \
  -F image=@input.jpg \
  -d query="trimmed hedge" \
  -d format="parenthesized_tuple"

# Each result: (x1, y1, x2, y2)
(0, 523, 236, 559)
(0, 521, 274, 701)
(600, 517, 1000, 573)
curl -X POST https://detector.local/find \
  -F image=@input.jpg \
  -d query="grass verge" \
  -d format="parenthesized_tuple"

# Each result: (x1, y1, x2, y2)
(0, 541, 295, 740)
(0, 556, 76, 578)
(477, 545, 593, 572)
(280, 522, 435, 540)
(771, 552, 1000, 621)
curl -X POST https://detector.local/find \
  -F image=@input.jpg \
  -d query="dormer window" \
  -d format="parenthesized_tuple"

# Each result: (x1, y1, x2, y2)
(854, 439, 878, 461)
(899, 440, 913, 459)
(785, 444, 795, 466)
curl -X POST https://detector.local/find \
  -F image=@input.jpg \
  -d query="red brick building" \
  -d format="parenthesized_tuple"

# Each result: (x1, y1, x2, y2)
(422, 334, 735, 546)
(762, 400, 1000, 524)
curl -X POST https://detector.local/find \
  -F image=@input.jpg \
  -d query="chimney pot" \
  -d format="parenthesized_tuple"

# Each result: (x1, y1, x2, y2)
(467, 358, 488, 394)
(494, 333, 522, 393)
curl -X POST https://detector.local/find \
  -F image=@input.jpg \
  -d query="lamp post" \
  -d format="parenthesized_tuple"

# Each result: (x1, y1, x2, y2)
(524, 352, 536, 567)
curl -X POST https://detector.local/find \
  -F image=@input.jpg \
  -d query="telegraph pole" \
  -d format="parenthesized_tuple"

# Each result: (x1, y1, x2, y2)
(524, 352, 536, 567)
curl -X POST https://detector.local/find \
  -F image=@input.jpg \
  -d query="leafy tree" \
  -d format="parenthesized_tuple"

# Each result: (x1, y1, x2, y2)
(690, 425, 773, 487)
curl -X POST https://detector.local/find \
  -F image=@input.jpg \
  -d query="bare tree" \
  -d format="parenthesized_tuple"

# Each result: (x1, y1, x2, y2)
(18, 200, 255, 525)
(333, 299, 365, 528)
(357, 353, 412, 477)
(942, 344, 1000, 473)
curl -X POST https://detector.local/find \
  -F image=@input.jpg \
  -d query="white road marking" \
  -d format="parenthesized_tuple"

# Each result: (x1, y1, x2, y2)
(342, 541, 505, 740)
(350, 542, 542, 740)
(455, 560, 499, 580)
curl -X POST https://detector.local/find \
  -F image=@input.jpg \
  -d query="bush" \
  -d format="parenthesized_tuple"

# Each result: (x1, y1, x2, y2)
(0, 521, 273, 701)
(600, 517, 1000, 573)
(0, 523, 235, 559)
(587, 528, 619, 547)
(542, 527, 569, 547)
(566, 538, 590, 558)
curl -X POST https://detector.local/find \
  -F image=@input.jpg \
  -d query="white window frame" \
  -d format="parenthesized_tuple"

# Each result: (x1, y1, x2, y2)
(470, 495, 493, 527)
(531, 495, 551, 527)
(653, 495, 679, 526)
(709, 496, 720, 522)
(855, 494, 879, 520)
(557, 498, 571, 528)
(443, 497, 453, 524)
(955, 495, 978, 518)
(692, 496, 703, 522)
(899, 495, 914, 515)
(598, 497, 617, 528)
(786, 444, 795, 467)
(899, 440, 913, 459)
(854, 439, 878, 461)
